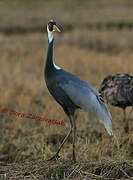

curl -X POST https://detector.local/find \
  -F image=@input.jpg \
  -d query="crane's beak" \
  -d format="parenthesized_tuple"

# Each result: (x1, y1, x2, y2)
(53, 25, 61, 32)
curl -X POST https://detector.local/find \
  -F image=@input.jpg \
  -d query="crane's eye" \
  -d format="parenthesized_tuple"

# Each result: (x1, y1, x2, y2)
(48, 21, 56, 31)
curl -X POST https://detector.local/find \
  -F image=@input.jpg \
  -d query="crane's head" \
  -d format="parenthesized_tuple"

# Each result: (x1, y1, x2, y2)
(47, 20, 61, 33)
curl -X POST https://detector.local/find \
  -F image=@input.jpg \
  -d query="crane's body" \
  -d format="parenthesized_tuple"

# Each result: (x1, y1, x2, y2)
(45, 66, 112, 134)
(44, 20, 113, 162)
(99, 73, 133, 132)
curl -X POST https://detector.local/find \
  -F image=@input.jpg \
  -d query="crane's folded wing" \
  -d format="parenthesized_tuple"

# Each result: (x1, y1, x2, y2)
(59, 80, 113, 135)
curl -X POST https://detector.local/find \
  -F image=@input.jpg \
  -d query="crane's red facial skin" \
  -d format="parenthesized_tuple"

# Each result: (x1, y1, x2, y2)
(48, 20, 56, 31)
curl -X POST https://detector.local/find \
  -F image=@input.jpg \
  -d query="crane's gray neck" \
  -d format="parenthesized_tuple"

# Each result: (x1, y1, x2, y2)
(45, 31, 61, 76)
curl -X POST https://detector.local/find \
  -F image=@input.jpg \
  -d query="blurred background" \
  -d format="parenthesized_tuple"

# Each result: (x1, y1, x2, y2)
(0, 0, 133, 178)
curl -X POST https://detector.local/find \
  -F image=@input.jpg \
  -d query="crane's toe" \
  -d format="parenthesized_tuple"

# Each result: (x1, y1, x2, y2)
(47, 154, 61, 161)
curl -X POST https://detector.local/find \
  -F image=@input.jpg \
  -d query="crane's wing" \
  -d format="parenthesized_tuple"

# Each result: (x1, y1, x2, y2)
(59, 78, 113, 136)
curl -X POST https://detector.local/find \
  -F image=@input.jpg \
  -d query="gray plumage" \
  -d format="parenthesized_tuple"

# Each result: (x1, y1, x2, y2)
(45, 20, 113, 162)
(47, 69, 113, 135)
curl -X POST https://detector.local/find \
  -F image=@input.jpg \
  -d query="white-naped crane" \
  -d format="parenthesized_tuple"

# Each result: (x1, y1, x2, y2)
(99, 73, 133, 133)
(44, 20, 113, 162)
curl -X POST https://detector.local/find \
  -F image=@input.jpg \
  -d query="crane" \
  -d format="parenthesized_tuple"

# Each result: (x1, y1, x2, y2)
(99, 73, 133, 133)
(44, 20, 113, 162)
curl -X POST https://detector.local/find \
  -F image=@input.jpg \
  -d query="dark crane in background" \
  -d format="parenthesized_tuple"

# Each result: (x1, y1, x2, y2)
(99, 73, 133, 133)
(44, 20, 113, 162)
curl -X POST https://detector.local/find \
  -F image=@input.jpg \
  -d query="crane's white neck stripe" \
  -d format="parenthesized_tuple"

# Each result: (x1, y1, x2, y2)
(48, 31, 54, 43)
(53, 60, 61, 70)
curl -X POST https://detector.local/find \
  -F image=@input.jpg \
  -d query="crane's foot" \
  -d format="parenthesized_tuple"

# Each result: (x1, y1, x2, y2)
(47, 153, 61, 161)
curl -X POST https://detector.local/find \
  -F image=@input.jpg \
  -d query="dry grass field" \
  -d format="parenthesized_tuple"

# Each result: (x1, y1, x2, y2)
(1, 0, 133, 179)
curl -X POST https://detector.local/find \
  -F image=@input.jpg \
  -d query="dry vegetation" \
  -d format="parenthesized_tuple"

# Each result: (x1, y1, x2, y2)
(0, 0, 133, 179)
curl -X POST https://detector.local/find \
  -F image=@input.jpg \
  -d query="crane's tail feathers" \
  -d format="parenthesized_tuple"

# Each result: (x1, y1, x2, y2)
(97, 103, 113, 136)
(103, 116, 113, 136)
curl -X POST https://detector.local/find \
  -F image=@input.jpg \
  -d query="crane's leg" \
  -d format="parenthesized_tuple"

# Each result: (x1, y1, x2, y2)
(127, 106, 133, 119)
(125, 107, 133, 133)
(123, 108, 126, 122)
(47, 115, 73, 161)
(123, 108, 129, 133)
(72, 116, 76, 162)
